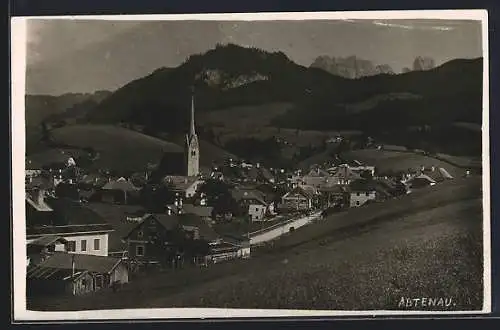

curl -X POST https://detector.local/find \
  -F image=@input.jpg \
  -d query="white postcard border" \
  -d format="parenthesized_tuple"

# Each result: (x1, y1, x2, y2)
(11, 9, 491, 321)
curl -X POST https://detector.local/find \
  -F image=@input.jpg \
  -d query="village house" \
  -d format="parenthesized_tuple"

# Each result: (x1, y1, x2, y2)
(163, 175, 204, 199)
(26, 197, 114, 257)
(407, 173, 437, 189)
(182, 203, 214, 225)
(123, 213, 181, 266)
(328, 164, 363, 185)
(318, 185, 349, 208)
(299, 168, 331, 188)
(85, 202, 148, 259)
(330, 159, 376, 177)
(99, 177, 141, 205)
(27, 252, 129, 297)
(123, 213, 219, 267)
(27, 236, 68, 267)
(280, 186, 317, 212)
(348, 180, 377, 207)
(231, 187, 274, 222)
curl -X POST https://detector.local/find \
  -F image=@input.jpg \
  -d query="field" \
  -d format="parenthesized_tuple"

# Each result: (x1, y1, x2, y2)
(27, 124, 238, 173)
(27, 124, 183, 172)
(27, 177, 484, 311)
(197, 103, 293, 131)
(341, 149, 468, 177)
(196, 102, 363, 148)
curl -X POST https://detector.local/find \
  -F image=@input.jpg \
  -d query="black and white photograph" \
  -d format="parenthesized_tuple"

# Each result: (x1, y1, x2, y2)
(11, 10, 490, 320)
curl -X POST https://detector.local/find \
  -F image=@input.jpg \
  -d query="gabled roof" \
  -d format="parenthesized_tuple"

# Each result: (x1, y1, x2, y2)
(27, 198, 115, 237)
(26, 176, 54, 191)
(231, 188, 267, 205)
(29, 252, 122, 275)
(331, 165, 362, 180)
(282, 186, 315, 200)
(182, 204, 214, 218)
(349, 179, 378, 192)
(28, 235, 68, 247)
(102, 178, 140, 192)
(306, 168, 330, 177)
(413, 173, 437, 183)
(178, 213, 219, 242)
(86, 202, 146, 252)
(152, 214, 180, 231)
(318, 185, 347, 194)
(163, 175, 200, 191)
(439, 167, 454, 179)
(27, 266, 89, 281)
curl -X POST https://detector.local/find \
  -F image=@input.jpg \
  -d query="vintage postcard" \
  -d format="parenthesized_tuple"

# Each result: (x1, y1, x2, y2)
(11, 9, 490, 321)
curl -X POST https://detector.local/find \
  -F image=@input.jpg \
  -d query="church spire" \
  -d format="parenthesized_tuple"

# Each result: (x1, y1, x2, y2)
(190, 87, 196, 137)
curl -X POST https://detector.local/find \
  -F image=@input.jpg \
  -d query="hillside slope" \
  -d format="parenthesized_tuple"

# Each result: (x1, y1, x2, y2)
(28, 177, 483, 311)
(31, 125, 182, 173)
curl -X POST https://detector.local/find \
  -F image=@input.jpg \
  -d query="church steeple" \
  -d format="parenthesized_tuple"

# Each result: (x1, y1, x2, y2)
(189, 90, 196, 138)
(185, 87, 199, 177)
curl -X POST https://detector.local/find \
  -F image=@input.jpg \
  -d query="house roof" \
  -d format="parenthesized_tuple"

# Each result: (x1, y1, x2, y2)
(299, 185, 318, 197)
(80, 174, 108, 188)
(26, 224, 114, 237)
(231, 188, 267, 205)
(283, 186, 315, 200)
(178, 213, 220, 242)
(26, 176, 53, 191)
(439, 168, 454, 179)
(349, 179, 378, 192)
(26, 198, 114, 237)
(27, 266, 89, 281)
(331, 165, 362, 180)
(28, 235, 68, 247)
(29, 252, 122, 275)
(163, 175, 200, 192)
(306, 168, 330, 177)
(151, 214, 180, 231)
(86, 203, 146, 252)
(182, 204, 214, 218)
(318, 185, 347, 194)
(260, 168, 275, 181)
(413, 173, 437, 183)
(102, 178, 140, 192)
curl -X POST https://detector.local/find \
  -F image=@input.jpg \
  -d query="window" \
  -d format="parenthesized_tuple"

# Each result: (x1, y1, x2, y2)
(137, 230, 143, 238)
(356, 192, 360, 196)
(94, 238, 100, 251)
(356, 201, 360, 206)
(67, 241, 76, 252)
(366, 192, 370, 197)
(80, 240, 87, 252)
(191, 150, 196, 156)
(136, 245, 145, 257)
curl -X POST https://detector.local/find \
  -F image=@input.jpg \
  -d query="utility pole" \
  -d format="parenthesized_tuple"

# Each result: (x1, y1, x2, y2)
(71, 254, 76, 295)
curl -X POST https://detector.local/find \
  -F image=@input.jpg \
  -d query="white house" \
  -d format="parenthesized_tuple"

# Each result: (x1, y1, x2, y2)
(249, 203, 267, 222)
(349, 180, 377, 208)
(26, 197, 114, 257)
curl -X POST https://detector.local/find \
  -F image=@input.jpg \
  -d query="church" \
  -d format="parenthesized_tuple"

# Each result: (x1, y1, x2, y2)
(185, 91, 200, 177)
(152, 90, 203, 196)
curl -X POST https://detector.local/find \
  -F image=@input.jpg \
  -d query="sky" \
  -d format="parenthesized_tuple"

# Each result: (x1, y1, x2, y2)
(25, 18, 483, 95)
